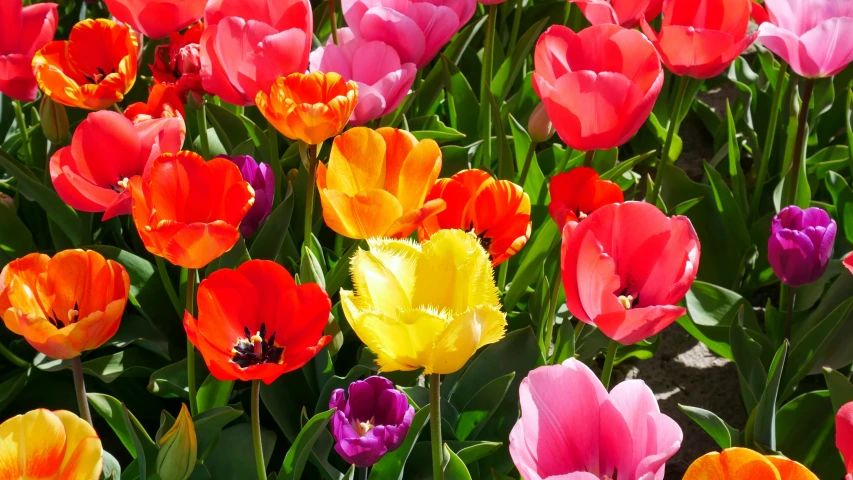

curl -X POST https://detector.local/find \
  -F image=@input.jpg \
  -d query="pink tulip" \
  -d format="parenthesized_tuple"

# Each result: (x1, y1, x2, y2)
(200, 0, 313, 106)
(569, 0, 663, 28)
(309, 34, 416, 126)
(756, 0, 853, 78)
(0, 1, 57, 102)
(341, 0, 476, 68)
(103, 0, 206, 39)
(561, 201, 700, 345)
(838, 402, 853, 480)
(510, 358, 683, 480)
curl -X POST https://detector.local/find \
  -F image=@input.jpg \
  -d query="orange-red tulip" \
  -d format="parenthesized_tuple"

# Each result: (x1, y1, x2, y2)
(683, 448, 817, 480)
(124, 84, 186, 123)
(317, 127, 445, 239)
(256, 72, 358, 145)
(548, 167, 624, 228)
(184, 260, 331, 384)
(151, 22, 205, 103)
(419, 169, 532, 266)
(0, 250, 130, 360)
(33, 18, 138, 110)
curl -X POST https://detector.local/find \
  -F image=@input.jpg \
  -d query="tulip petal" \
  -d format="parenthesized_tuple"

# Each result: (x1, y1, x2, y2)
(766, 457, 819, 480)
(683, 448, 781, 480)
(327, 127, 388, 196)
(16, 409, 67, 478)
(799, 17, 853, 77)
(427, 305, 506, 374)
(360, 6, 426, 66)
(8, 310, 80, 359)
(159, 221, 241, 269)
(350, 246, 416, 313)
(595, 305, 685, 345)
(323, 188, 405, 239)
(395, 138, 442, 213)
(55, 410, 102, 479)
(375, 127, 416, 199)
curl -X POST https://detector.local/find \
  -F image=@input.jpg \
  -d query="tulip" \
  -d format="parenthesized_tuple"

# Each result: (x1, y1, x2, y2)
(548, 167, 624, 229)
(0, 409, 103, 479)
(33, 19, 139, 111)
(838, 401, 853, 480)
(0, 1, 58, 102)
(340, 0, 476, 68)
(755, 0, 853, 78)
(309, 36, 417, 126)
(569, 0, 662, 28)
(768, 206, 836, 287)
(533, 25, 664, 151)
(129, 151, 255, 269)
(0, 193, 13, 210)
(561, 201, 700, 345)
(844, 255, 853, 277)
(0, 250, 130, 360)
(341, 229, 507, 374)
(50, 110, 185, 221)
(218, 155, 274, 238)
(509, 358, 682, 480)
(640, 0, 757, 79)
(419, 170, 531, 266)
(103, 0, 206, 39)
(184, 260, 332, 384)
(124, 84, 186, 124)
(329, 376, 415, 467)
(200, 0, 313, 106)
(40, 96, 70, 145)
(317, 127, 444, 239)
(151, 22, 206, 103)
(157, 404, 197, 480)
(683, 448, 818, 480)
(527, 102, 555, 143)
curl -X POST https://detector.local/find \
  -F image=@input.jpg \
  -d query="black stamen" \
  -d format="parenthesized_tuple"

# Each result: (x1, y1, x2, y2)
(244, 326, 251, 338)
(231, 322, 284, 369)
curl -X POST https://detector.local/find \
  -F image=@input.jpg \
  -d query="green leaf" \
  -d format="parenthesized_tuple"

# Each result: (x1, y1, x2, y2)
(0, 201, 36, 266)
(0, 367, 30, 413)
(106, 313, 169, 359)
(280, 409, 335, 480)
(122, 403, 159, 479)
(776, 390, 843, 479)
(249, 181, 295, 261)
(82, 349, 159, 383)
(823, 367, 853, 412)
(680, 405, 740, 449)
(600, 150, 655, 181)
(148, 353, 206, 400)
(504, 221, 559, 311)
(409, 115, 466, 144)
(196, 375, 233, 414)
(490, 17, 549, 103)
(440, 55, 480, 141)
(454, 372, 514, 440)
(455, 441, 501, 464)
(325, 239, 362, 295)
(726, 101, 748, 218)
(702, 161, 751, 255)
(508, 114, 545, 204)
(205, 104, 250, 154)
(101, 450, 122, 480)
(88, 393, 137, 458)
(753, 342, 787, 451)
(730, 313, 766, 413)
(369, 407, 430, 480)
(681, 281, 760, 360)
(299, 245, 326, 289)
(193, 406, 243, 455)
(443, 444, 472, 480)
(485, 90, 513, 181)
(239, 115, 271, 164)
(205, 424, 276, 480)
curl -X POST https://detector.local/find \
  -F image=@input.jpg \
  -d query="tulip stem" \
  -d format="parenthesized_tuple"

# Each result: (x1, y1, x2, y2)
(600, 339, 619, 390)
(543, 274, 562, 364)
(583, 150, 595, 169)
(646, 75, 690, 207)
(508, 0, 524, 52)
(185, 268, 198, 416)
(783, 78, 815, 207)
(328, 0, 339, 45)
(71, 356, 93, 426)
(518, 141, 536, 187)
(477, 4, 498, 169)
(197, 105, 210, 160)
(13, 100, 32, 165)
(783, 285, 796, 342)
(498, 262, 508, 292)
(429, 373, 444, 480)
(251, 380, 266, 480)
(0, 343, 28, 368)
(268, 122, 282, 205)
(303, 143, 318, 250)
(360, 468, 368, 480)
(749, 62, 788, 220)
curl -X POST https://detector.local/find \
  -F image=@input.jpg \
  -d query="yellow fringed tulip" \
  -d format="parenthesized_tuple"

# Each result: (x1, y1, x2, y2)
(341, 229, 507, 374)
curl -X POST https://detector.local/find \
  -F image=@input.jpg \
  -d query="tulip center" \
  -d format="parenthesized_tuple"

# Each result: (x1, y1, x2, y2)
(353, 417, 375, 437)
(470, 223, 494, 258)
(83, 67, 116, 85)
(111, 174, 133, 193)
(48, 301, 79, 328)
(616, 288, 639, 310)
(577, 211, 588, 220)
(231, 323, 284, 369)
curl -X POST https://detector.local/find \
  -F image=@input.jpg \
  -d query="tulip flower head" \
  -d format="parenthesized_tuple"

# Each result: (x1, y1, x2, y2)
(683, 448, 817, 480)
(838, 401, 853, 479)
(329, 376, 415, 467)
(151, 22, 206, 103)
(33, 19, 139, 110)
(548, 167, 624, 229)
(0, 250, 130, 360)
(103, 0, 206, 39)
(509, 358, 683, 480)
(184, 260, 332, 384)
(0, 409, 103, 480)
(561, 201, 700, 345)
(124, 84, 186, 124)
(528, 102, 555, 143)
(569, 0, 663, 28)
(341, 229, 507, 374)
(768, 206, 836, 287)
(419, 170, 531, 266)
(156, 404, 197, 480)
(218, 155, 274, 238)
(0, 1, 58, 102)
(317, 127, 444, 239)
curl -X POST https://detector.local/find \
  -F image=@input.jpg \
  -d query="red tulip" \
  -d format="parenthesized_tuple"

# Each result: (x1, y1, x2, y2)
(533, 25, 663, 151)
(548, 167, 624, 228)
(0, 1, 58, 102)
(641, 0, 757, 79)
(103, 0, 207, 39)
(124, 84, 186, 124)
(569, 0, 663, 28)
(561, 201, 700, 345)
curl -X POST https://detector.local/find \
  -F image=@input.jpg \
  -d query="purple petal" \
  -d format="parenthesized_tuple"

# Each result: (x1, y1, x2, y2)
(374, 387, 409, 425)
(347, 380, 379, 422)
(768, 229, 817, 286)
(334, 430, 388, 467)
(330, 389, 347, 411)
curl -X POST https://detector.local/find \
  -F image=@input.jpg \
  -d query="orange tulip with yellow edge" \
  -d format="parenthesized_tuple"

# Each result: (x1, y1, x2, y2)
(317, 127, 445, 239)
(33, 18, 138, 111)
(0, 409, 103, 480)
(0, 250, 130, 360)
(683, 447, 818, 480)
(256, 71, 358, 145)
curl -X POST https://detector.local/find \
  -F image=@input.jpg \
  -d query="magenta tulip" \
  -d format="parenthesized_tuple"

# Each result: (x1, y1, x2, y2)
(768, 206, 836, 287)
(0, 1, 57, 102)
(103, 0, 206, 39)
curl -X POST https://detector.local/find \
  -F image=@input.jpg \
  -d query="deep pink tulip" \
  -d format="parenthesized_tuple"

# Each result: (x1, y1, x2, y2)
(0, 1, 57, 102)
(838, 402, 853, 480)
(569, 0, 663, 28)
(50, 110, 185, 220)
(756, 0, 853, 78)
(510, 358, 683, 480)
(103, 0, 206, 39)
(200, 0, 313, 106)
(341, 0, 476, 68)
(561, 201, 700, 345)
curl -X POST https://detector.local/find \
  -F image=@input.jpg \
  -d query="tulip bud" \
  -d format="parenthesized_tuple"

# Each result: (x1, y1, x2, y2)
(287, 168, 299, 184)
(528, 103, 555, 143)
(768, 206, 837, 287)
(175, 44, 202, 75)
(0, 193, 14, 210)
(186, 91, 205, 110)
(39, 96, 69, 145)
(156, 404, 197, 480)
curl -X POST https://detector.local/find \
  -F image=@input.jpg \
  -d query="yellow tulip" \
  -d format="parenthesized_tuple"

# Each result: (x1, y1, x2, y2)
(341, 229, 507, 374)
(683, 448, 817, 480)
(157, 404, 197, 480)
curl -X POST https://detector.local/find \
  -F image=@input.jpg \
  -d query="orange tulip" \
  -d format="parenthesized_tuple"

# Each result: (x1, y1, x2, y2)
(419, 169, 531, 266)
(683, 448, 817, 480)
(317, 127, 444, 239)
(256, 71, 358, 145)
(129, 151, 255, 269)
(32, 18, 138, 111)
(0, 250, 130, 360)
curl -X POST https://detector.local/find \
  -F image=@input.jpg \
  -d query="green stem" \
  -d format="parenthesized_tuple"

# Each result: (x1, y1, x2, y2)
(783, 78, 816, 207)
(197, 105, 210, 160)
(251, 380, 266, 480)
(185, 268, 198, 416)
(573, 321, 584, 342)
(784, 285, 796, 342)
(543, 274, 562, 364)
(583, 150, 595, 169)
(360, 467, 368, 480)
(156, 257, 182, 316)
(303, 143, 318, 249)
(749, 62, 789, 219)
(0, 343, 29, 368)
(477, 5, 498, 169)
(328, 0, 339, 45)
(268, 122, 282, 205)
(13, 100, 32, 165)
(429, 373, 443, 480)
(72, 356, 93, 426)
(600, 339, 619, 389)
(647, 76, 690, 205)
(497, 262, 508, 292)
(508, 0, 524, 52)
(518, 142, 536, 187)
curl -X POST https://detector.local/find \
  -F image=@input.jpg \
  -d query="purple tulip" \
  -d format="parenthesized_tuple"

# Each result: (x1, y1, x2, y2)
(218, 155, 274, 238)
(768, 206, 837, 287)
(329, 376, 415, 467)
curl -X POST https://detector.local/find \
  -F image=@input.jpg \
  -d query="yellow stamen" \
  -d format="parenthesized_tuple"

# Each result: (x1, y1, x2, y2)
(251, 333, 263, 356)
(617, 295, 633, 310)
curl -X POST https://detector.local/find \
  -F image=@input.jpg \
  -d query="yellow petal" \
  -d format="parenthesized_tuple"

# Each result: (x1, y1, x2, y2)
(0, 415, 22, 479)
(427, 305, 506, 375)
(395, 138, 442, 213)
(326, 127, 387, 196)
(350, 239, 419, 313)
(15, 409, 66, 479)
(55, 410, 102, 480)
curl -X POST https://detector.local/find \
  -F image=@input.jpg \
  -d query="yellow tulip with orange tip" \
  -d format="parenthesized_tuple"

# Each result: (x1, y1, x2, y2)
(683, 448, 818, 480)
(317, 127, 445, 239)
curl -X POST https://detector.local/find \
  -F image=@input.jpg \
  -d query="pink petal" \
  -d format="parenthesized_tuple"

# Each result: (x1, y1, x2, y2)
(758, 22, 820, 78)
(837, 402, 853, 475)
(800, 17, 853, 77)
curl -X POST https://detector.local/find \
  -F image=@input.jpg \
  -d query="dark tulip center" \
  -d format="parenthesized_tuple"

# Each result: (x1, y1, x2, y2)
(469, 222, 494, 260)
(83, 67, 116, 85)
(48, 301, 79, 328)
(231, 322, 284, 369)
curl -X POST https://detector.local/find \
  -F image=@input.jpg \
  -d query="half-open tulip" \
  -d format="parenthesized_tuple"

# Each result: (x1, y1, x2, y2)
(317, 127, 444, 239)
(257, 72, 358, 145)
(50, 110, 184, 220)
(683, 448, 818, 480)
(755, 0, 853, 78)
(151, 22, 205, 103)
(509, 358, 682, 480)
(641, 0, 757, 79)
(103, 0, 206, 39)
(0, 1, 58, 101)
(129, 151, 255, 269)
(124, 84, 186, 124)
(562, 201, 700, 345)
(838, 401, 853, 480)
(33, 19, 139, 110)
(200, 0, 313, 105)
(0, 409, 103, 480)
(768, 206, 836, 287)
(184, 260, 332, 384)
(569, 0, 662, 28)
(341, 229, 507, 374)
(549, 167, 623, 228)
(533, 25, 664, 151)
(0, 250, 130, 360)
(419, 170, 531, 266)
